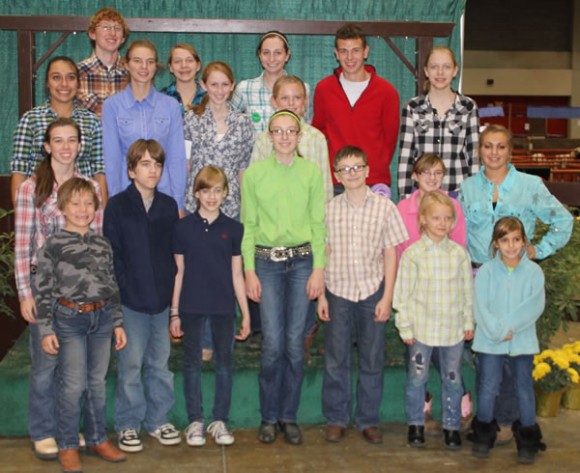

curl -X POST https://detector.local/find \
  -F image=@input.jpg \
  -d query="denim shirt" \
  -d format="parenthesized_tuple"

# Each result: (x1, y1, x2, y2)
(102, 85, 187, 209)
(459, 164, 573, 264)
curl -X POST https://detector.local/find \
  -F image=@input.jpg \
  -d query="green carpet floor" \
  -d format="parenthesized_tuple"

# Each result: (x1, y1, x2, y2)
(0, 323, 475, 436)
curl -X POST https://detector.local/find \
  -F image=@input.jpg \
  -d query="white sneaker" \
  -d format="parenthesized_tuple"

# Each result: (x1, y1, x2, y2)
(185, 421, 206, 447)
(118, 428, 144, 453)
(148, 423, 181, 446)
(207, 420, 234, 446)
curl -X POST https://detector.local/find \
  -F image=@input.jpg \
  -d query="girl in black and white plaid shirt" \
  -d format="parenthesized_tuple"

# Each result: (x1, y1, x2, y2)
(398, 46, 480, 199)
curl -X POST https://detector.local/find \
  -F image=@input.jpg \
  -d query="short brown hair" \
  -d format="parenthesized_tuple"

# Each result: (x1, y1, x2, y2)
(418, 191, 455, 232)
(335, 23, 366, 49)
(412, 153, 447, 175)
(333, 145, 367, 170)
(57, 177, 100, 212)
(192, 165, 229, 208)
(126, 139, 165, 172)
(87, 7, 129, 40)
(491, 216, 528, 257)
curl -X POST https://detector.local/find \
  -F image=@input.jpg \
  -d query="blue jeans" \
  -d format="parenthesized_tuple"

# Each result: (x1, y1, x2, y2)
(406, 340, 464, 430)
(181, 313, 235, 422)
(114, 306, 175, 433)
(28, 322, 58, 441)
(54, 302, 114, 449)
(256, 254, 312, 423)
(322, 285, 386, 430)
(476, 353, 535, 427)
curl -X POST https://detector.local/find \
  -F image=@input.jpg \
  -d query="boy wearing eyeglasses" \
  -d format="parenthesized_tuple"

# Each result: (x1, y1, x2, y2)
(77, 7, 130, 118)
(317, 145, 408, 445)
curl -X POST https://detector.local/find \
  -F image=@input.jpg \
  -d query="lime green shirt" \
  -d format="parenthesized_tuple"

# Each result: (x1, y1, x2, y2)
(241, 154, 326, 271)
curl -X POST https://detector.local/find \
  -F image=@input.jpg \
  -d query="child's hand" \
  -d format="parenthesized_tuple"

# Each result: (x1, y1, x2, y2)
(114, 327, 127, 351)
(306, 268, 324, 300)
(374, 296, 391, 322)
(503, 329, 514, 342)
(403, 338, 414, 346)
(169, 317, 184, 338)
(464, 330, 474, 341)
(245, 271, 261, 302)
(20, 298, 38, 324)
(235, 317, 251, 341)
(41, 335, 59, 355)
(317, 294, 330, 322)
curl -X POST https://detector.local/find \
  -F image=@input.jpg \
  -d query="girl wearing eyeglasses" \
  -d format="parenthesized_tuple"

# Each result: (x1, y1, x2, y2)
(231, 31, 312, 134)
(102, 39, 187, 211)
(396, 153, 466, 260)
(241, 109, 325, 446)
(398, 46, 480, 200)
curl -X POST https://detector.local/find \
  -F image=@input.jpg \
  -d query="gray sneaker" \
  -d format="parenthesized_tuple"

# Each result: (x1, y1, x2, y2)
(207, 421, 234, 446)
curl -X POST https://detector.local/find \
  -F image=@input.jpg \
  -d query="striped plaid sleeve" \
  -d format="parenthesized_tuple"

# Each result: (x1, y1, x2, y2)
(398, 103, 417, 199)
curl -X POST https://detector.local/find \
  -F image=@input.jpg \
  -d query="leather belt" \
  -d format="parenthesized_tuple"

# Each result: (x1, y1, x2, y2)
(58, 298, 109, 313)
(255, 243, 312, 262)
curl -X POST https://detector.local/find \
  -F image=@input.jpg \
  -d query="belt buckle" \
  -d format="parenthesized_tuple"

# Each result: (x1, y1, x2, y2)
(270, 247, 288, 262)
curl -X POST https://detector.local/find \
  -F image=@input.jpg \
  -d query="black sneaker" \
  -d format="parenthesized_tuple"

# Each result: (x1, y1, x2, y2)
(408, 425, 425, 448)
(148, 423, 181, 446)
(444, 429, 462, 450)
(118, 428, 143, 453)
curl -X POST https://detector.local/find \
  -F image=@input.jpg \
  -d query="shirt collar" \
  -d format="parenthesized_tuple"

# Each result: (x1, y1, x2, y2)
(420, 232, 452, 251)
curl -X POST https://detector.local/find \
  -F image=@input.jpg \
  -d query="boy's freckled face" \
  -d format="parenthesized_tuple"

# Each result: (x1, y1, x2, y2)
(334, 155, 369, 190)
(129, 151, 163, 193)
(62, 191, 96, 233)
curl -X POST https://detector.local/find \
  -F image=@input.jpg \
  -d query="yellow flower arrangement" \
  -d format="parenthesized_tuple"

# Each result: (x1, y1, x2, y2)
(533, 347, 580, 392)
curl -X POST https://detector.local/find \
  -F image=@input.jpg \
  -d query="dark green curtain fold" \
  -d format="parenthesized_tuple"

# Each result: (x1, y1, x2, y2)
(0, 0, 466, 174)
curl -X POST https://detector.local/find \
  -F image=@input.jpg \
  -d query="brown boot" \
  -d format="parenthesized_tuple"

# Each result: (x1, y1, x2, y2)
(88, 440, 127, 463)
(58, 449, 82, 473)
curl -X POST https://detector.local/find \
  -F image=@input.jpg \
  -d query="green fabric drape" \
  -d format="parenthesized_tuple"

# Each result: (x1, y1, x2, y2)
(0, 0, 466, 180)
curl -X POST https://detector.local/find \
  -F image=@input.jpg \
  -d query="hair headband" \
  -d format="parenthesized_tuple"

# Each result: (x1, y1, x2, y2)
(260, 31, 289, 49)
(268, 110, 301, 130)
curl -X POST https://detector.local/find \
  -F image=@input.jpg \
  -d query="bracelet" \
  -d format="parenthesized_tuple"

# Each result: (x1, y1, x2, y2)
(170, 314, 180, 320)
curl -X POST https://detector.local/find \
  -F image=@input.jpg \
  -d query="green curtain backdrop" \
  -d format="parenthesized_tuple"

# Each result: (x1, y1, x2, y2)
(0, 0, 466, 179)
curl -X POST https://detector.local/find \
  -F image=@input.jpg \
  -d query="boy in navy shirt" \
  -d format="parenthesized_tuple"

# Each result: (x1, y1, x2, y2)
(103, 139, 181, 452)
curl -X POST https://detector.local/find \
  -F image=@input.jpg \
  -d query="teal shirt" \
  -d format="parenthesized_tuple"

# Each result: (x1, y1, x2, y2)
(241, 154, 326, 271)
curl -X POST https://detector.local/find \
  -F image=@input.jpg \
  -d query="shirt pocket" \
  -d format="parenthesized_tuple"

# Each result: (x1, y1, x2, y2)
(117, 117, 136, 138)
(414, 118, 430, 134)
(463, 200, 490, 227)
(153, 117, 170, 137)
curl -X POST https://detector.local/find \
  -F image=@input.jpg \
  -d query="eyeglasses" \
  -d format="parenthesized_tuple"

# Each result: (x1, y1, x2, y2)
(419, 170, 444, 178)
(269, 128, 300, 137)
(98, 25, 123, 33)
(335, 164, 367, 175)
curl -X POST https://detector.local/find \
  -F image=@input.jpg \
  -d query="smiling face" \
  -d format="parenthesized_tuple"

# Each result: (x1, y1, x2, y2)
(412, 162, 445, 194)
(43, 125, 81, 168)
(195, 183, 227, 217)
(169, 47, 201, 84)
(424, 49, 458, 91)
(126, 46, 157, 85)
(47, 60, 78, 106)
(201, 69, 235, 107)
(269, 114, 301, 160)
(271, 82, 306, 117)
(334, 154, 369, 191)
(61, 190, 96, 234)
(258, 36, 290, 75)
(334, 38, 369, 81)
(89, 20, 126, 56)
(480, 131, 511, 173)
(494, 229, 525, 267)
